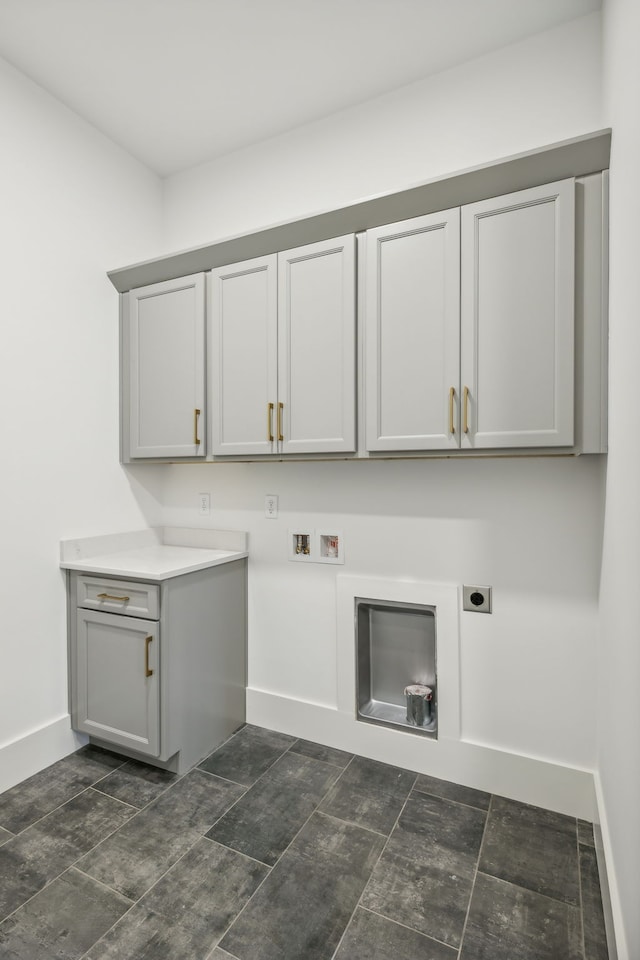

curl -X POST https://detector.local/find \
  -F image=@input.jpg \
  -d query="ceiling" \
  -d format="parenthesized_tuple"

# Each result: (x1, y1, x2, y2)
(0, 0, 600, 177)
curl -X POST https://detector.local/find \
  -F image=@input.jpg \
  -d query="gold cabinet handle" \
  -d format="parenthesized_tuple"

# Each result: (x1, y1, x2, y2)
(97, 593, 130, 603)
(448, 387, 456, 435)
(145, 635, 153, 678)
(194, 408, 201, 446)
(463, 386, 470, 434)
(277, 402, 284, 442)
(267, 402, 274, 442)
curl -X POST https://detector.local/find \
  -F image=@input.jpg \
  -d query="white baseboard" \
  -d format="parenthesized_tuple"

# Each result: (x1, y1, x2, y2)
(593, 771, 624, 960)
(247, 687, 596, 820)
(0, 715, 87, 794)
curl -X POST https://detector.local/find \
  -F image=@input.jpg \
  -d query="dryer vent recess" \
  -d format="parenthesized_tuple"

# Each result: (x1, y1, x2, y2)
(462, 585, 492, 614)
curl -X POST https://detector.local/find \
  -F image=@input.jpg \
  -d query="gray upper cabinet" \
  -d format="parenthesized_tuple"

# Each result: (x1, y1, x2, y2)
(364, 209, 461, 451)
(460, 179, 575, 449)
(278, 236, 356, 454)
(364, 179, 576, 452)
(125, 273, 206, 459)
(210, 255, 278, 457)
(210, 234, 356, 456)
(115, 136, 609, 461)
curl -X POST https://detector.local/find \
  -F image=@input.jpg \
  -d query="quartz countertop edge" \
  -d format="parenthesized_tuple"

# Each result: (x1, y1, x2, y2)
(60, 527, 248, 581)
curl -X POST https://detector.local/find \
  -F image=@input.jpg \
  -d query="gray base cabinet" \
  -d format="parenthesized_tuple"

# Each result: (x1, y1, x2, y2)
(68, 560, 247, 774)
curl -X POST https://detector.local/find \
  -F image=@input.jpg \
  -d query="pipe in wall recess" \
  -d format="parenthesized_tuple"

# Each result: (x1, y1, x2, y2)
(404, 684, 433, 726)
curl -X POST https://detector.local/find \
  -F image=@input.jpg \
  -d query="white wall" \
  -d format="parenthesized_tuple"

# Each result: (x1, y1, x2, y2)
(157, 8, 606, 784)
(0, 56, 164, 788)
(163, 457, 604, 772)
(164, 12, 602, 250)
(598, 1, 640, 957)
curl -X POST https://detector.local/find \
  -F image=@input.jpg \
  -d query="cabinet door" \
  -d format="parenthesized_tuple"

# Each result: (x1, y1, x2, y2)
(365, 210, 461, 451)
(209, 256, 277, 456)
(278, 235, 356, 454)
(75, 610, 160, 757)
(461, 180, 574, 448)
(127, 274, 206, 459)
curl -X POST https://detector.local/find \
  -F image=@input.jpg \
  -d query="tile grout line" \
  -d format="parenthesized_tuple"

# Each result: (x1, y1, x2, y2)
(0, 870, 76, 929)
(205, 946, 242, 960)
(75, 830, 217, 960)
(357, 905, 458, 953)
(65, 864, 135, 904)
(577, 818, 587, 960)
(329, 772, 419, 960)
(0, 748, 184, 840)
(410, 785, 491, 815)
(0, 785, 142, 928)
(74, 770, 264, 960)
(198, 747, 300, 835)
(76, 730, 293, 960)
(474, 868, 587, 910)
(201, 834, 275, 870)
(56, 764, 247, 957)
(210, 755, 360, 953)
(0, 750, 129, 834)
(200, 740, 347, 836)
(88, 756, 190, 808)
(0, 777, 125, 838)
(456, 793, 493, 959)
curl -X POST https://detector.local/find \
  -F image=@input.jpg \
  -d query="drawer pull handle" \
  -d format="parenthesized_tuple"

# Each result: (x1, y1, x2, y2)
(277, 402, 284, 442)
(97, 593, 130, 603)
(194, 408, 201, 446)
(448, 386, 456, 435)
(267, 402, 274, 442)
(145, 635, 153, 678)
(463, 385, 470, 435)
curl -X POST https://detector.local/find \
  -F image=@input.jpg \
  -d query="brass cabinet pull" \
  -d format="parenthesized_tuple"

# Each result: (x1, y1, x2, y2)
(145, 635, 153, 678)
(97, 593, 130, 602)
(277, 402, 284, 442)
(448, 387, 456, 435)
(267, 402, 274, 442)
(463, 386, 470, 434)
(194, 408, 201, 446)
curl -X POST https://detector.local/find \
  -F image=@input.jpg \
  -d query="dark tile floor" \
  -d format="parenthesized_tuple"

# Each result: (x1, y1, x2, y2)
(0, 724, 609, 960)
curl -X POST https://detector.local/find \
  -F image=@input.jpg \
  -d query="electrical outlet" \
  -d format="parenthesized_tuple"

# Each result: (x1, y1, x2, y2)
(265, 494, 278, 519)
(198, 492, 210, 516)
(462, 585, 492, 613)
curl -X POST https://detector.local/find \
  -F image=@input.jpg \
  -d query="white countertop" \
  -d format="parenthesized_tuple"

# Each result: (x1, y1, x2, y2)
(60, 527, 248, 581)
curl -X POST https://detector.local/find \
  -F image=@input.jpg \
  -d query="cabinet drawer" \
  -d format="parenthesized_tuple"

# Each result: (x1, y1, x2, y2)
(76, 576, 159, 620)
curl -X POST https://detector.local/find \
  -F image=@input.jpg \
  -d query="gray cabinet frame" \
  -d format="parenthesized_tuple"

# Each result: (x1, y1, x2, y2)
(114, 130, 610, 462)
(68, 559, 247, 774)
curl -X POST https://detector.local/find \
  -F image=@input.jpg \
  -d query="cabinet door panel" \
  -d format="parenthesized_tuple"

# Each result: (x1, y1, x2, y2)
(128, 274, 206, 459)
(461, 180, 574, 448)
(278, 235, 356, 454)
(75, 610, 159, 757)
(210, 256, 277, 456)
(365, 210, 461, 451)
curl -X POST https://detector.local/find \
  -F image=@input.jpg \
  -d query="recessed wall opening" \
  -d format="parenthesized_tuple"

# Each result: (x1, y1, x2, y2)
(355, 597, 437, 738)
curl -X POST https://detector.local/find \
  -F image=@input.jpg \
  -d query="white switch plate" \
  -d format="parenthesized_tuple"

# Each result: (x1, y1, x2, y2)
(265, 494, 278, 519)
(198, 492, 210, 516)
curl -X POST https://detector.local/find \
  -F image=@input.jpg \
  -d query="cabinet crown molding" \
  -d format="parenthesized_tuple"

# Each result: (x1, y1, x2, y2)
(108, 129, 611, 294)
